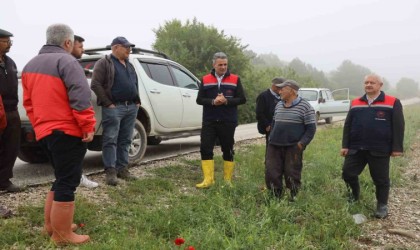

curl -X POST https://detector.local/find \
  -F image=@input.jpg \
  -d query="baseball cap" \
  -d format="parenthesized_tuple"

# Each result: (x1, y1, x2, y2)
(110, 36, 135, 47)
(275, 79, 300, 91)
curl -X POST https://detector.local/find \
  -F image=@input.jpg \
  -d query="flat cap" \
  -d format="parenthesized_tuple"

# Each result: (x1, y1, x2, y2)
(110, 36, 135, 47)
(0, 28, 13, 38)
(275, 79, 300, 91)
(272, 77, 285, 85)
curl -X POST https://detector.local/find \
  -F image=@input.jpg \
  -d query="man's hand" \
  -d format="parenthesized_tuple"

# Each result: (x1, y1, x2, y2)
(391, 151, 403, 157)
(214, 93, 227, 106)
(107, 104, 116, 108)
(340, 148, 349, 157)
(82, 132, 95, 142)
(265, 125, 271, 132)
(297, 142, 304, 150)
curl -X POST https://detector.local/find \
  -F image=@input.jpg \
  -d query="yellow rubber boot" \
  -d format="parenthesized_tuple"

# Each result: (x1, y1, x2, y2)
(223, 161, 235, 186)
(196, 160, 215, 188)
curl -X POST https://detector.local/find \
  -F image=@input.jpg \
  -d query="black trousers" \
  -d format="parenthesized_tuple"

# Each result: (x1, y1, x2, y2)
(40, 131, 86, 202)
(0, 111, 21, 188)
(342, 150, 390, 204)
(265, 144, 303, 193)
(200, 121, 236, 161)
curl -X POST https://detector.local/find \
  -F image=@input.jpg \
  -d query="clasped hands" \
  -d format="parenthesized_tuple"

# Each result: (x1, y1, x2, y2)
(213, 93, 227, 106)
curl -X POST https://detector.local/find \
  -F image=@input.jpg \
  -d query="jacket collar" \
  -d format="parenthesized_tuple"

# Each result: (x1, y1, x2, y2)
(360, 91, 385, 103)
(210, 68, 231, 78)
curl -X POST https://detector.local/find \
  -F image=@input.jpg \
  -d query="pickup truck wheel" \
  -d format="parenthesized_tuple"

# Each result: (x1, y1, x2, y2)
(18, 147, 49, 163)
(316, 112, 320, 122)
(129, 120, 147, 164)
(325, 117, 333, 124)
(147, 136, 162, 145)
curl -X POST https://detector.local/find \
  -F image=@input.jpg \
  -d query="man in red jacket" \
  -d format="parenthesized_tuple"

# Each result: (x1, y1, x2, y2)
(22, 23, 96, 245)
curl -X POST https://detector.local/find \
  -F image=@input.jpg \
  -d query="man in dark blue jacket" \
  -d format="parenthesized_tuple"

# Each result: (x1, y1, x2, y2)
(256, 77, 285, 145)
(0, 28, 23, 193)
(341, 74, 405, 219)
(196, 52, 246, 188)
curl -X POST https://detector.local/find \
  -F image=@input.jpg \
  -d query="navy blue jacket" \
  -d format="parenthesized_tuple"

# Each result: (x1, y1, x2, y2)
(342, 91, 404, 153)
(196, 69, 246, 124)
(256, 89, 280, 134)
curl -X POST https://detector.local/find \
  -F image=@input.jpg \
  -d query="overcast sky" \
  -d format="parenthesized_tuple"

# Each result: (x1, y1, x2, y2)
(2, 0, 419, 84)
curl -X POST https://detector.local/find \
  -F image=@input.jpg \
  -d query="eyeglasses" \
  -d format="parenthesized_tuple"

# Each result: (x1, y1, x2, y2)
(0, 39, 13, 45)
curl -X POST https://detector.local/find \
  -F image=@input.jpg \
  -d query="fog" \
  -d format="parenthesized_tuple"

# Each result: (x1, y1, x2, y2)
(2, 0, 419, 84)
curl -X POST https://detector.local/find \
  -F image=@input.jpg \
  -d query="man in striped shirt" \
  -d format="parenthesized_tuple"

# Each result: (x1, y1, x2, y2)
(265, 80, 316, 201)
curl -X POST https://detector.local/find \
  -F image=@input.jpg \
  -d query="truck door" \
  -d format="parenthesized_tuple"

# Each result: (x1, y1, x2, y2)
(320, 89, 350, 116)
(169, 65, 202, 128)
(139, 61, 183, 128)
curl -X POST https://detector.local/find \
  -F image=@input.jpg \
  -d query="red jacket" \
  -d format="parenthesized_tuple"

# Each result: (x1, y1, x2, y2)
(22, 45, 96, 140)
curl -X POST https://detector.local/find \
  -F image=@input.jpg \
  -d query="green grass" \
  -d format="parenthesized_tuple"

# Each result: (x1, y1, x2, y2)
(1, 104, 420, 249)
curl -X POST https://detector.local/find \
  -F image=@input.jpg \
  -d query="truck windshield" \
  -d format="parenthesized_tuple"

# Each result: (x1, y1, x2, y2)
(298, 90, 318, 101)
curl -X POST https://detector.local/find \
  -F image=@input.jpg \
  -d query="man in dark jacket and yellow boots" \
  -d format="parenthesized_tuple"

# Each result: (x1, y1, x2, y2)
(22, 24, 96, 245)
(196, 52, 246, 188)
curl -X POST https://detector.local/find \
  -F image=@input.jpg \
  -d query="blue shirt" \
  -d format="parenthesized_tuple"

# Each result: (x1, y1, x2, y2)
(110, 55, 138, 102)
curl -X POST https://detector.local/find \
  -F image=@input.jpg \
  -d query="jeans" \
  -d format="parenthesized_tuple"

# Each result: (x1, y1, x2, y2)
(40, 131, 86, 202)
(102, 104, 138, 170)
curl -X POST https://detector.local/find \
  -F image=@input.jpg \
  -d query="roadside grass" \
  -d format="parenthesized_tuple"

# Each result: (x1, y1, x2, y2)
(1, 104, 419, 249)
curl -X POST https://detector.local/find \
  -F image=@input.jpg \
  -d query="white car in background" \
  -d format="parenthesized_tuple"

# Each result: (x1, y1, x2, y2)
(18, 47, 203, 164)
(298, 88, 350, 123)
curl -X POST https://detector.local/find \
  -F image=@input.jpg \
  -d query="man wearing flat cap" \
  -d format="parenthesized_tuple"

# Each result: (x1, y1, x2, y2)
(256, 77, 285, 146)
(265, 79, 316, 201)
(0, 28, 24, 193)
(91, 36, 140, 186)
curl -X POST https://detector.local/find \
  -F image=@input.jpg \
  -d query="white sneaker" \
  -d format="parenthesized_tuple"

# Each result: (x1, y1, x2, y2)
(80, 174, 99, 188)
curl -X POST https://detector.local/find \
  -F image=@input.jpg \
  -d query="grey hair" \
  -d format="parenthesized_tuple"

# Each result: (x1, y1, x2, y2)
(46, 24, 74, 46)
(364, 73, 383, 84)
(212, 52, 228, 64)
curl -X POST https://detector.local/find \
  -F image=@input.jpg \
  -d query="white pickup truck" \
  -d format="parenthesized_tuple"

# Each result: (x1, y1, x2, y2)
(298, 88, 350, 123)
(17, 47, 203, 164)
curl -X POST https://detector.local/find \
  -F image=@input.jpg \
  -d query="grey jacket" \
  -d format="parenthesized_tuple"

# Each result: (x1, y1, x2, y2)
(91, 54, 141, 107)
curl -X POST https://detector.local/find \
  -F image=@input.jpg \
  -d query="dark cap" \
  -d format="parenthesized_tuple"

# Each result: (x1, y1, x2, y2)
(0, 28, 13, 38)
(110, 36, 135, 47)
(276, 79, 300, 91)
(272, 77, 285, 85)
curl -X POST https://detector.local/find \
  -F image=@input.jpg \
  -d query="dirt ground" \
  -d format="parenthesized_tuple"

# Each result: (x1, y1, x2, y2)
(1, 136, 419, 249)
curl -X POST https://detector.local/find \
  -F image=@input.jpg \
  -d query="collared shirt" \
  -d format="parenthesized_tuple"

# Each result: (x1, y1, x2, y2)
(269, 88, 281, 100)
(110, 54, 138, 102)
(215, 73, 224, 91)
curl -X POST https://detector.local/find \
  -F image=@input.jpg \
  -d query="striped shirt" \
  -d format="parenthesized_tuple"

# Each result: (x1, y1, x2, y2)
(269, 97, 316, 146)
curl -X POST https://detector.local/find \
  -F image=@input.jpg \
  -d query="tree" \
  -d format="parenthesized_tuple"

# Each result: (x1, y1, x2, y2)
(250, 52, 286, 69)
(329, 60, 372, 96)
(396, 77, 419, 99)
(288, 58, 330, 88)
(152, 18, 250, 78)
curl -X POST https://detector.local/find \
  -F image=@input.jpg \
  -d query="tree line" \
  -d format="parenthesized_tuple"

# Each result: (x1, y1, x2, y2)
(152, 18, 419, 124)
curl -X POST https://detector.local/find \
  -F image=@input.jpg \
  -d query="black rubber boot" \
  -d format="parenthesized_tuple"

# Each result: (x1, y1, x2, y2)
(374, 203, 388, 219)
(346, 182, 360, 202)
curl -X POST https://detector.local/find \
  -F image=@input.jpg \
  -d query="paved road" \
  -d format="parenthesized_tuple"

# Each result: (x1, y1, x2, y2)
(11, 96, 419, 187)
(11, 123, 267, 187)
